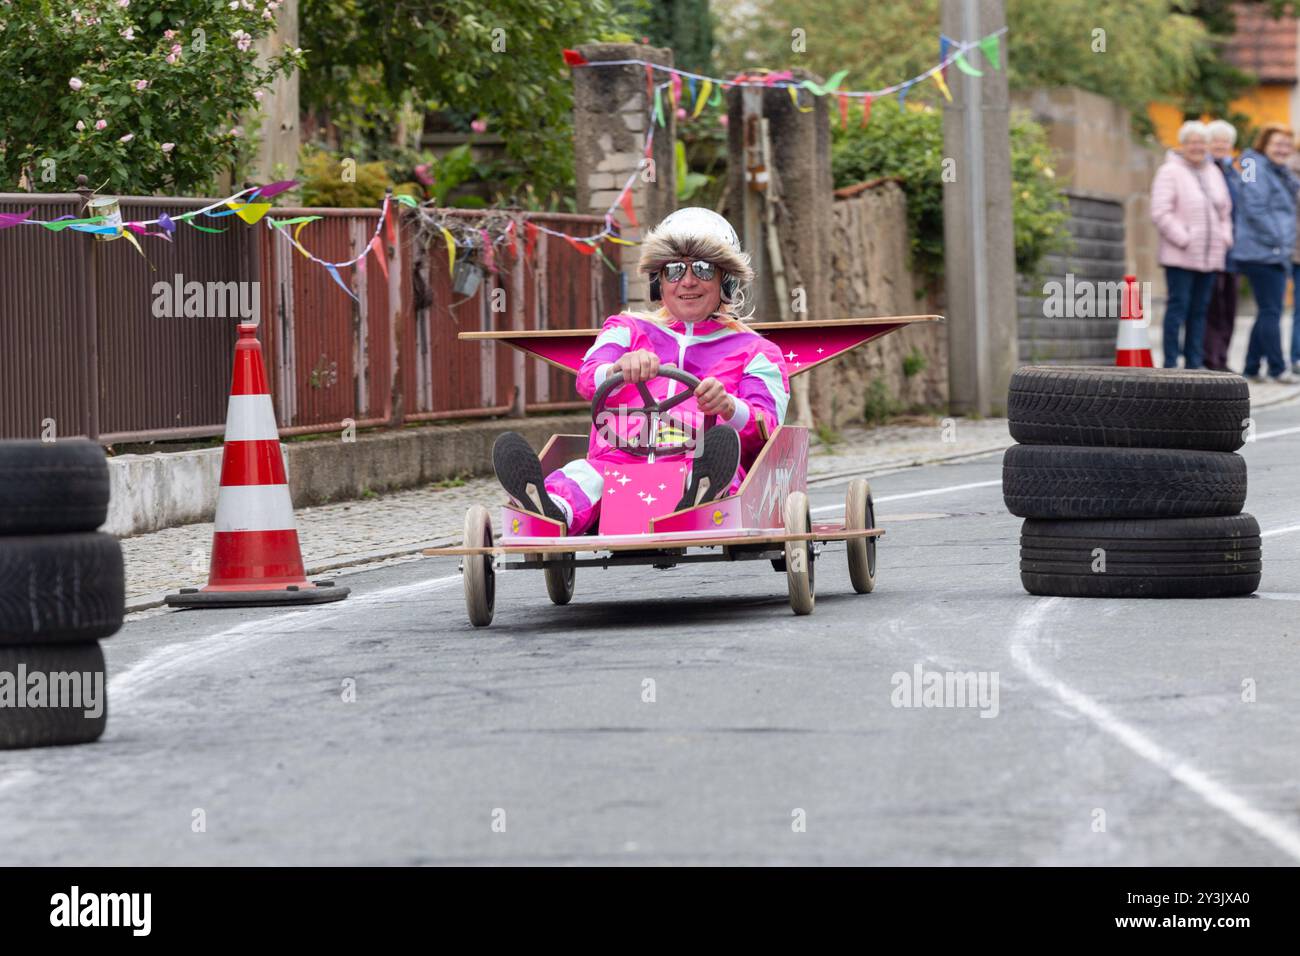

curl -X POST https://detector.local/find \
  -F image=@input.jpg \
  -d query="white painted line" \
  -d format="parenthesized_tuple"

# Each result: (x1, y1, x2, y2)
(1252, 425, 1300, 441)
(0, 574, 464, 802)
(1256, 592, 1300, 601)
(110, 574, 461, 706)
(1009, 597, 1300, 863)
(1261, 523, 1300, 539)
(811, 479, 1002, 515)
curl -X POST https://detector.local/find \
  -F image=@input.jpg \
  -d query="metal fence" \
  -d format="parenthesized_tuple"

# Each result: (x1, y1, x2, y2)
(0, 193, 621, 442)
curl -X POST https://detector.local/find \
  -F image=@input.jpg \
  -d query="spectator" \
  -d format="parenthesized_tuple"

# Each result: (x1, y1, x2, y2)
(1150, 120, 1234, 369)
(1293, 177, 1300, 375)
(1202, 119, 1241, 371)
(1234, 123, 1300, 384)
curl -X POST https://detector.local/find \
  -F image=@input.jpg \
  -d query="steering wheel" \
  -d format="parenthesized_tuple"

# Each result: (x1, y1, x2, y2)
(590, 366, 718, 458)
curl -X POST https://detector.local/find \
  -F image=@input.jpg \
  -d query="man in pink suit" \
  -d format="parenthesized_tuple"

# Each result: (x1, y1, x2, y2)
(492, 208, 791, 535)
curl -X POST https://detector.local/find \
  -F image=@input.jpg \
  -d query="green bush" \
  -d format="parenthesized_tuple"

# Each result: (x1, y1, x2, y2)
(902, 348, 927, 378)
(298, 150, 394, 208)
(830, 100, 1069, 283)
(862, 378, 899, 426)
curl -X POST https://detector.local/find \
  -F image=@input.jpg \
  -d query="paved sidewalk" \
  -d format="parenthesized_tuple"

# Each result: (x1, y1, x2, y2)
(121, 377, 1298, 611)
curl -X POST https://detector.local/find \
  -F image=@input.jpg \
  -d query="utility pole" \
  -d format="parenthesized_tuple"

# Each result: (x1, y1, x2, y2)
(941, 0, 1017, 416)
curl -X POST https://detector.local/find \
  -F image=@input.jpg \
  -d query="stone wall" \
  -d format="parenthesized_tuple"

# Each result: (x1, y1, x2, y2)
(572, 43, 677, 311)
(1010, 87, 1165, 298)
(821, 182, 948, 425)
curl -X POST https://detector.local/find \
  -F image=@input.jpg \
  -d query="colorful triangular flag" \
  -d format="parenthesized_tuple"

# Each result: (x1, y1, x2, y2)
(979, 34, 1001, 71)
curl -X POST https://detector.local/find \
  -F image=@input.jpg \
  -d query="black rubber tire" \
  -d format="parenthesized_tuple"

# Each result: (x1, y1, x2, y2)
(0, 534, 125, 645)
(1021, 513, 1261, 553)
(1021, 548, 1261, 568)
(0, 440, 110, 535)
(1018, 514, 1262, 598)
(1021, 570, 1260, 598)
(1022, 557, 1262, 577)
(1002, 445, 1246, 519)
(0, 642, 108, 749)
(1007, 366, 1250, 452)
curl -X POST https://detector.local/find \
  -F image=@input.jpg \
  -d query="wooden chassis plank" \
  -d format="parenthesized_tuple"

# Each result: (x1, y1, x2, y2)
(423, 526, 883, 557)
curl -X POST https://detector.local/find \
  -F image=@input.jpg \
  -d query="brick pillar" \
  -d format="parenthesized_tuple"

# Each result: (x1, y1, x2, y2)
(573, 43, 677, 312)
(724, 68, 834, 427)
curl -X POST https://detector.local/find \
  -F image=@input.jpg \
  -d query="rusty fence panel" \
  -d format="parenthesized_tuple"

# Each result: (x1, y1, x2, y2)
(0, 193, 251, 443)
(400, 209, 622, 422)
(0, 194, 93, 441)
(259, 206, 395, 436)
(0, 194, 622, 442)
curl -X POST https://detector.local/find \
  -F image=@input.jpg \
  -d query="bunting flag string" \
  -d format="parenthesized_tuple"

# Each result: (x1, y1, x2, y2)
(0, 28, 1009, 303)
(563, 26, 1005, 105)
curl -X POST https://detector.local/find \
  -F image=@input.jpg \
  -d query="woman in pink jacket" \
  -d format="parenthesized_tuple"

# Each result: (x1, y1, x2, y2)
(492, 208, 791, 535)
(1150, 120, 1234, 369)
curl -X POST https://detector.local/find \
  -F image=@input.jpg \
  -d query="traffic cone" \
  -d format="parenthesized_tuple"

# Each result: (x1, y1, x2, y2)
(1115, 274, 1154, 368)
(166, 324, 349, 608)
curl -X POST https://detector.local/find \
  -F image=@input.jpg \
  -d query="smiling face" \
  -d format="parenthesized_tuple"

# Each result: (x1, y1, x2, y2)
(1265, 131, 1295, 166)
(660, 260, 724, 324)
(1209, 136, 1233, 161)
(1181, 133, 1208, 165)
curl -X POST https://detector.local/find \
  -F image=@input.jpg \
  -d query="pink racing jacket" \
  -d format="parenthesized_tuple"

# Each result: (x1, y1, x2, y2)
(576, 312, 792, 486)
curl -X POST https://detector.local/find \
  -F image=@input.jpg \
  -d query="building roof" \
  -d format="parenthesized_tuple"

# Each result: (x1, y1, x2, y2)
(1223, 3, 1297, 84)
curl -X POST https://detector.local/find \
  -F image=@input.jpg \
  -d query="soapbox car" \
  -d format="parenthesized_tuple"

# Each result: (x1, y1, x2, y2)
(424, 315, 940, 626)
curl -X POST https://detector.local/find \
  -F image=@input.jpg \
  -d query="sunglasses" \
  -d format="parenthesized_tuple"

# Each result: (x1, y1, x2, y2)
(660, 260, 718, 283)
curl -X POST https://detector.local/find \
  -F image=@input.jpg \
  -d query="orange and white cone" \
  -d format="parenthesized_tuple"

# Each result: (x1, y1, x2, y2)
(1115, 274, 1154, 368)
(166, 324, 349, 608)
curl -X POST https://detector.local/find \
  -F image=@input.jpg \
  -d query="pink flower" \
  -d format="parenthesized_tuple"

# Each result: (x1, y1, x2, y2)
(229, 126, 243, 137)
(262, 8, 272, 19)
(69, 77, 84, 91)
(135, 79, 148, 91)
(253, 89, 264, 101)
(94, 119, 107, 130)
(232, 30, 253, 52)
(75, 120, 86, 131)
(166, 53, 178, 64)
(161, 142, 175, 153)
(119, 133, 134, 143)
(163, 29, 176, 39)
(170, 43, 182, 54)
(117, 0, 129, 7)
(675, 107, 686, 119)
(470, 118, 487, 133)
(120, 26, 134, 41)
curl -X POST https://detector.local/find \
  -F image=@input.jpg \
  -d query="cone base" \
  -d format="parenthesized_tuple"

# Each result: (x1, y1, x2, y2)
(165, 582, 350, 609)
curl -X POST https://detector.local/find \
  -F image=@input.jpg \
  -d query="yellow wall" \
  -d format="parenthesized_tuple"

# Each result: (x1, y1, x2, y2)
(1149, 85, 1293, 149)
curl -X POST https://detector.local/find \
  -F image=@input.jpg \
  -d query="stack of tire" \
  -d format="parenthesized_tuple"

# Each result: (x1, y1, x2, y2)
(0, 440, 121, 747)
(1004, 367, 1259, 598)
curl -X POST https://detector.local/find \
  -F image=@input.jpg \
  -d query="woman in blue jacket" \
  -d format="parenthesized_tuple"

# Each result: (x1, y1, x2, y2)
(1234, 124, 1300, 384)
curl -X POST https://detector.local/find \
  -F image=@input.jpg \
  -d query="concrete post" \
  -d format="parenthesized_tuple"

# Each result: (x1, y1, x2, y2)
(725, 69, 833, 427)
(941, 0, 1018, 416)
(572, 43, 677, 311)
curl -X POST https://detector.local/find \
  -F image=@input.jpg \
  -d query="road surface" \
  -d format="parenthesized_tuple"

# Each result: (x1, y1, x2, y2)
(1, 401, 1297, 865)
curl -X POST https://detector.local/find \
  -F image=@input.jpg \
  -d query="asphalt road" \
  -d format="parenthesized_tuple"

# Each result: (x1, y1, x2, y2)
(1, 401, 1298, 865)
